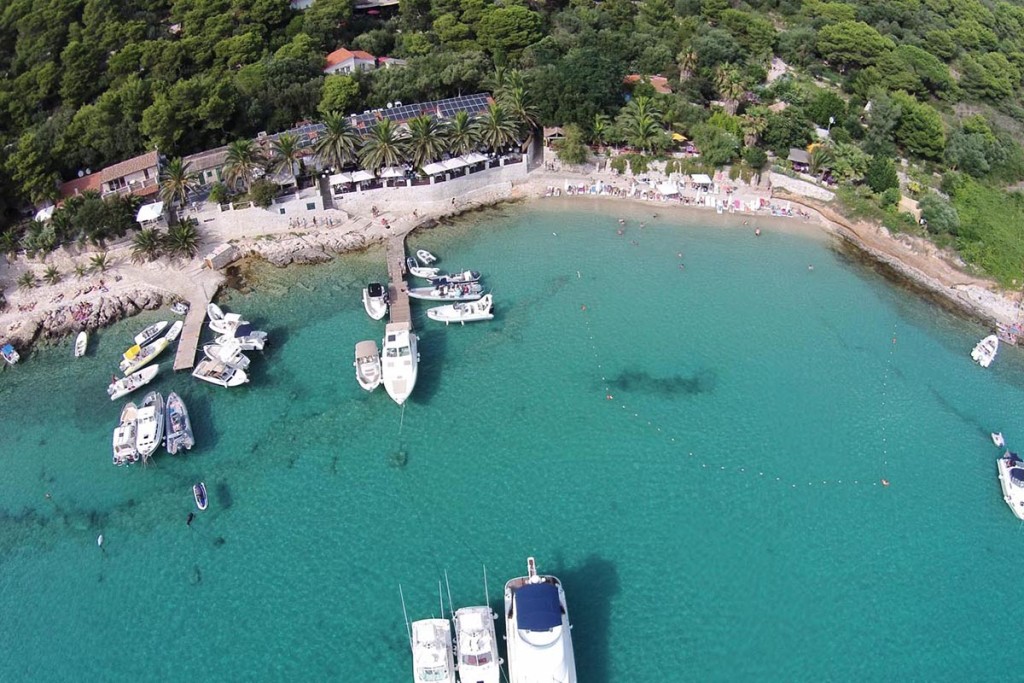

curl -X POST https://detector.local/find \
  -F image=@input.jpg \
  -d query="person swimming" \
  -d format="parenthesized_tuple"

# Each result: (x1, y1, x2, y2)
(187, 512, 195, 527)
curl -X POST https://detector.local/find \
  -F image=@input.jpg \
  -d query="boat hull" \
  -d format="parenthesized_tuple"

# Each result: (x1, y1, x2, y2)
(108, 365, 160, 401)
(194, 482, 208, 511)
(192, 359, 248, 387)
(134, 321, 168, 347)
(997, 456, 1024, 520)
(354, 340, 382, 392)
(408, 287, 483, 302)
(74, 331, 88, 358)
(381, 323, 418, 405)
(120, 338, 170, 375)
(165, 392, 195, 455)
(362, 287, 388, 320)
(135, 391, 165, 461)
(504, 559, 577, 683)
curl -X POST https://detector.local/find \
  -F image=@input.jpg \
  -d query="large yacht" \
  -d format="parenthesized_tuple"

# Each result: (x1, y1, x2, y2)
(504, 557, 577, 683)
(998, 451, 1024, 520)
(453, 605, 501, 683)
(410, 618, 455, 683)
(381, 322, 419, 405)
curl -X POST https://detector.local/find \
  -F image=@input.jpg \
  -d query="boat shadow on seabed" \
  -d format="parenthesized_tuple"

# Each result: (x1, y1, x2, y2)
(549, 553, 620, 683)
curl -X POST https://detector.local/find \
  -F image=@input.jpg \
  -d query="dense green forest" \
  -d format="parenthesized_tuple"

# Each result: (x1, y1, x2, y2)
(3, 0, 1024, 281)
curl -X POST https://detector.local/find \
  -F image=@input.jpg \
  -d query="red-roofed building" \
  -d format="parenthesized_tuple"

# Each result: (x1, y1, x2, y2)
(59, 173, 103, 200)
(324, 48, 377, 75)
(623, 74, 673, 95)
(100, 150, 161, 198)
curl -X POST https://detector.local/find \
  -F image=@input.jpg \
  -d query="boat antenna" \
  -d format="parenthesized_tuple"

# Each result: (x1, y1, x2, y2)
(444, 569, 455, 621)
(483, 564, 491, 607)
(399, 583, 412, 647)
(438, 579, 445, 619)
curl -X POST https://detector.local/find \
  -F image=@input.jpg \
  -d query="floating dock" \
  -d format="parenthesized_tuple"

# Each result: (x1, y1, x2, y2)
(385, 235, 412, 325)
(172, 294, 211, 372)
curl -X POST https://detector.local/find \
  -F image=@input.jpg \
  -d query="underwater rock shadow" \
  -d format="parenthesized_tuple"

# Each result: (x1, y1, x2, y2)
(604, 368, 717, 396)
(409, 326, 449, 406)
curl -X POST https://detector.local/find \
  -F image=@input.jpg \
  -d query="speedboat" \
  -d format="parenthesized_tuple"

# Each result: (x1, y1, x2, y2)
(408, 283, 483, 302)
(193, 482, 208, 511)
(135, 391, 165, 462)
(203, 340, 250, 370)
(208, 303, 249, 335)
(426, 294, 494, 325)
(170, 301, 189, 315)
(165, 392, 195, 455)
(112, 402, 139, 466)
(972, 334, 999, 367)
(454, 606, 501, 683)
(363, 282, 389, 320)
(165, 320, 184, 343)
(215, 324, 268, 351)
(120, 337, 170, 374)
(108, 364, 160, 400)
(410, 618, 455, 683)
(504, 557, 577, 683)
(74, 331, 88, 358)
(407, 257, 440, 280)
(993, 432, 1006, 448)
(192, 358, 249, 387)
(1, 343, 19, 365)
(429, 270, 481, 285)
(998, 451, 1024, 520)
(381, 321, 418, 405)
(354, 340, 382, 391)
(134, 320, 168, 346)
(416, 249, 438, 265)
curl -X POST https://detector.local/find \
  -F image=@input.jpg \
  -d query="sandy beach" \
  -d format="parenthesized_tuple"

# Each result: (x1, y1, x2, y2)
(0, 164, 1019, 353)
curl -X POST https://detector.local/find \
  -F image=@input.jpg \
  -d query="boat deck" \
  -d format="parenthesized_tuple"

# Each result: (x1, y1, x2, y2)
(385, 235, 412, 325)
(172, 293, 212, 372)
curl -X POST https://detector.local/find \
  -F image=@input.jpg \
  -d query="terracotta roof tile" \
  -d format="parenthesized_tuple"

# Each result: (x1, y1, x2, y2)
(324, 47, 376, 69)
(100, 150, 159, 182)
(59, 173, 102, 199)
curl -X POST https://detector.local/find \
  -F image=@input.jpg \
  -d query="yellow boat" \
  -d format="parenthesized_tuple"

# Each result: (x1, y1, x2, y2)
(119, 337, 169, 375)
(122, 344, 141, 361)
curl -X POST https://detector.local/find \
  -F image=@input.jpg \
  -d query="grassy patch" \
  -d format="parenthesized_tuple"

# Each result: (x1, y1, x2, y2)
(954, 179, 1024, 286)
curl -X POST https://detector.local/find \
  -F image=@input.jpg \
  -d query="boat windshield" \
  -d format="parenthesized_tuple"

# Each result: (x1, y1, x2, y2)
(419, 666, 449, 681)
(386, 348, 398, 358)
(1011, 467, 1024, 487)
(462, 653, 491, 666)
(398, 346, 410, 357)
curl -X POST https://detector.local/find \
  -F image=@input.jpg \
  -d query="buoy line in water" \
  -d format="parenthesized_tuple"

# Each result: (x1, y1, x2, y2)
(578, 296, 891, 491)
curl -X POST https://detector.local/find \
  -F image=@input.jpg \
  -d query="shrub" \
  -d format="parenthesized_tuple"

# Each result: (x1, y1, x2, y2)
(918, 194, 960, 235)
(249, 180, 279, 208)
(879, 187, 901, 208)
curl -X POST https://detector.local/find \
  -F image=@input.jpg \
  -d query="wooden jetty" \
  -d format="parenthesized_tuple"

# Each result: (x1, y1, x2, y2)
(173, 294, 212, 372)
(385, 235, 412, 325)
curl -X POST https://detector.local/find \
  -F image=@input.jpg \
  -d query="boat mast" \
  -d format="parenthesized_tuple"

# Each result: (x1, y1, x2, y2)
(399, 583, 412, 648)
(444, 570, 455, 621)
(438, 579, 445, 620)
(483, 564, 490, 607)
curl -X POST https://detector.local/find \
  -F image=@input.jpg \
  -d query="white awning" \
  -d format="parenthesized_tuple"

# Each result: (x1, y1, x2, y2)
(34, 205, 55, 222)
(379, 166, 405, 178)
(442, 158, 467, 171)
(459, 152, 488, 165)
(329, 172, 352, 185)
(421, 162, 447, 175)
(691, 173, 713, 185)
(657, 182, 680, 195)
(135, 201, 164, 223)
(350, 170, 375, 182)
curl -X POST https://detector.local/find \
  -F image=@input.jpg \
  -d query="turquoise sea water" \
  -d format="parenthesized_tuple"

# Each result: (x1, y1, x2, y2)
(2, 200, 1023, 681)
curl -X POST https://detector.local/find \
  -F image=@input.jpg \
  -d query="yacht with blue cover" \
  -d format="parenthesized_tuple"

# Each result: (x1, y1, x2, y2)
(503, 557, 577, 683)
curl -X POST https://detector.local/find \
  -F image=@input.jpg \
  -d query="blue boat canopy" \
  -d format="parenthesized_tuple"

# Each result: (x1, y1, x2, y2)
(515, 582, 562, 631)
(1011, 468, 1024, 486)
(233, 324, 253, 338)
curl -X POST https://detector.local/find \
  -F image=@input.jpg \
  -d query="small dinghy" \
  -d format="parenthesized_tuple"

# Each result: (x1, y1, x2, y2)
(135, 391, 165, 462)
(406, 256, 440, 280)
(971, 334, 999, 368)
(363, 282, 389, 320)
(108, 364, 160, 400)
(427, 294, 495, 325)
(134, 321, 168, 346)
(170, 301, 189, 316)
(1, 343, 19, 365)
(165, 392, 195, 455)
(112, 402, 139, 466)
(354, 340, 382, 391)
(192, 358, 249, 387)
(416, 249, 438, 265)
(164, 320, 184, 343)
(193, 482, 208, 511)
(74, 331, 88, 358)
(429, 270, 481, 285)
(409, 282, 484, 302)
(993, 432, 1006, 448)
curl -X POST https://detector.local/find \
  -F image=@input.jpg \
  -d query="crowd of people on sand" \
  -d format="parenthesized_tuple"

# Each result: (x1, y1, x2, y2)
(70, 301, 94, 322)
(287, 215, 340, 229)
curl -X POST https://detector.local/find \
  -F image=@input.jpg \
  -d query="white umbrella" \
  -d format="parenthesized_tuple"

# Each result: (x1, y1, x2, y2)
(422, 162, 447, 176)
(350, 170, 375, 183)
(379, 166, 405, 179)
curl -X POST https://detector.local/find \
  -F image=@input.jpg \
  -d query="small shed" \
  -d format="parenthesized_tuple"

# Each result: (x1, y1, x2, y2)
(204, 244, 240, 270)
(788, 148, 811, 172)
(543, 127, 565, 146)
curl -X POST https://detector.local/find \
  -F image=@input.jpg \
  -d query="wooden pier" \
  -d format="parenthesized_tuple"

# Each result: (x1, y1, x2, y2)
(173, 293, 212, 372)
(385, 235, 412, 325)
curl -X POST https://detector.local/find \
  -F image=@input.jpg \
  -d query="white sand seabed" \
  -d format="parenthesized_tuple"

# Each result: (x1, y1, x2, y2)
(0, 164, 1019, 349)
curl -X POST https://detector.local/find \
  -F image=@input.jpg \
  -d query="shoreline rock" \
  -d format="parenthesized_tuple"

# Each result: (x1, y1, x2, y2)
(6, 289, 164, 349)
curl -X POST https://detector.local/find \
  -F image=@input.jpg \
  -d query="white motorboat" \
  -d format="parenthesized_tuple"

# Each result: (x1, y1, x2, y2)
(504, 557, 577, 683)
(429, 270, 481, 285)
(134, 320, 168, 346)
(112, 402, 139, 466)
(410, 618, 455, 683)
(972, 334, 999, 368)
(426, 294, 494, 325)
(363, 282, 389, 320)
(170, 301, 189, 316)
(993, 432, 1006, 448)
(108, 364, 160, 400)
(192, 358, 249, 387)
(998, 451, 1024, 520)
(165, 320, 184, 343)
(120, 337, 170, 374)
(411, 265, 441, 279)
(381, 321, 418, 405)
(165, 392, 195, 455)
(2, 343, 20, 365)
(416, 249, 438, 265)
(193, 482, 208, 511)
(203, 340, 250, 370)
(408, 282, 483, 302)
(135, 391, 165, 462)
(215, 324, 268, 351)
(454, 606, 501, 683)
(354, 340, 382, 391)
(208, 303, 249, 335)
(74, 331, 88, 358)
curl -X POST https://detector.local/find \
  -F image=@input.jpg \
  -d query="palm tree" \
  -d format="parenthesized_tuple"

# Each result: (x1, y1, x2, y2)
(714, 66, 745, 115)
(616, 96, 665, 154)
(498, 84, 540, 136)
(482, 66, 510, 95)
(270, 132, 303, 187)
(73, 262, 88, 278)
(592, 113, 613, 150)
(0, 230, 19, 261)
(131, 229, 163, 263)
(17, 271, 37, 289)
(359, 119, 408, 173)
(89, 251, 110, 273)
(314, 111, 362, 171)
(43, 265, 61, 285)
(447, 111, 480, 157)
(677, 50, 698, 81)
(165, 220, 201, 259)
(740, 107, 768, 147)
(223, 139, 263, 193)
(159, 157, 197, 208)
(406, 115, 449, 171)
(809, 145, 835, 178)
(478, 104, 519, 154)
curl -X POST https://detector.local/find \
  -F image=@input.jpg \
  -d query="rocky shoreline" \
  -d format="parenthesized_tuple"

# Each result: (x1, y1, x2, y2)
(5, 289, 164, 349)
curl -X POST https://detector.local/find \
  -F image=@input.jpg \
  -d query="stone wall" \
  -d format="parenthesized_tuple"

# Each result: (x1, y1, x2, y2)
(769, 171, 836, 202)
